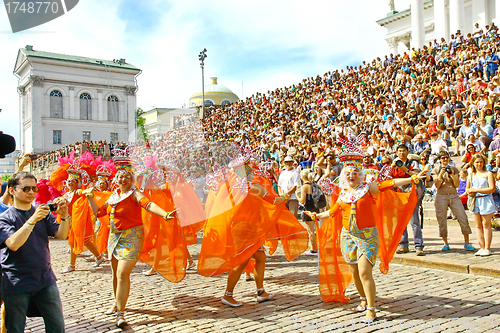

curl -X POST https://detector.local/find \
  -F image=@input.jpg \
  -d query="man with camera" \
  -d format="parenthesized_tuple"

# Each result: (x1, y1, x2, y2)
(392, 144, 425, 256)
(432, 151, 475, 251)
(0, 172, 71, 332)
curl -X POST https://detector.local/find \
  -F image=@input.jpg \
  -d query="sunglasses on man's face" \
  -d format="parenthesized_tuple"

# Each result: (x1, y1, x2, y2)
(16, 186, 39, 193)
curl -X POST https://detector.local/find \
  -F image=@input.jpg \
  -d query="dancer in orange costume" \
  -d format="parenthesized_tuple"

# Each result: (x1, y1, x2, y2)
(49, 163, 104, 273)
(198, 148, 308, 307)
(304, 133, 424, 323)
(92, 165, 115, 256)
(85, 151, 180, 328)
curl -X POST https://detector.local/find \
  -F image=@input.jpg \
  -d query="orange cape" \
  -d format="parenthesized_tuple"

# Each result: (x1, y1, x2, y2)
(140, 179, 187, 283)
(162, 176, 206, 246)
(198, 171, 308, 277)
(317, 182, 417, 303)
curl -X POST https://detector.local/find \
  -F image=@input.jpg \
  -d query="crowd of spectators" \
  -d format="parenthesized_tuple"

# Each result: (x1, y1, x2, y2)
(23, 23, 500, 232)
(31, 140, 130, 170)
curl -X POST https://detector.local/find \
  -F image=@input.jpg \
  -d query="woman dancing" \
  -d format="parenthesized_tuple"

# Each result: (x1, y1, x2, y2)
(53, 165, 104, 273)
(198, 149, 308, 307)
(85, 158, 178, 328)
(305, 133, 423, 323)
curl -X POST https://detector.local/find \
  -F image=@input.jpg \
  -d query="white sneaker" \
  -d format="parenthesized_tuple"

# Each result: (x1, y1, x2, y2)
(305, 250, 319, 256)
(475, 249, 484, 256)
(480, 249, 492, 256)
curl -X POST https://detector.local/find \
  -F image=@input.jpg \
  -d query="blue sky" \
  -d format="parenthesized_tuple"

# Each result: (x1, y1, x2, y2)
(0, 0, 411, 144)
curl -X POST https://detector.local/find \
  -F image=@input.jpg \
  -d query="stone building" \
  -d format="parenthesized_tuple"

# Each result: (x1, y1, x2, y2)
(13, 45, 141, 153)
(377, 0, 500, 53)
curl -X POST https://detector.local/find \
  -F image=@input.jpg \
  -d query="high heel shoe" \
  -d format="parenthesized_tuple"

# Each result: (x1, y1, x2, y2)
(361, 306, 377, 324)
(356, 297, 367, 312)
(256, 288, 275, 303)
(115, 311, 128, 328)
(187, 260, 196, 270)
(92, 255, 104, 268)
(221, 291, 243, 307)
(105, 302, 117, 315)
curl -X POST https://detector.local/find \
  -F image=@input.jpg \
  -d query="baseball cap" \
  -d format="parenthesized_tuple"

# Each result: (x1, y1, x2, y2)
(284, 156, 294, 162)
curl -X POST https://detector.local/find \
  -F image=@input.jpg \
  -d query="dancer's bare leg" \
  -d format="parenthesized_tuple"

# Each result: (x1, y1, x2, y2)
(223, 258, 250, 305)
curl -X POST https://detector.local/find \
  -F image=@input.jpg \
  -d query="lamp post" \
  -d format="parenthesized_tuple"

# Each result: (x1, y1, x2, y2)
(199, 48, 207, 119)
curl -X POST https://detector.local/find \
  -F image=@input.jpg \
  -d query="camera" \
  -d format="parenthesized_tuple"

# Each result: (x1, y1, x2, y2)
(395, 160, 404, 167)
(46, 203, 58, 212)
(445, 166, 453, 174)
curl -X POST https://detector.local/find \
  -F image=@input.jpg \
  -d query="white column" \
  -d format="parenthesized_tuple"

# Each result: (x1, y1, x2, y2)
(496, 0, 500, 26)
(69, 87, 75, 119)
(449, 0, 465, 36)
(126, 94, 135, 142)
(472, 0, 486, 29)
(411, 0, 425, 49)
(97, 90, 103, 121)
(434, 0, 446, 41)
(32, 85, 44, 152)
(386, 37, 399, 55)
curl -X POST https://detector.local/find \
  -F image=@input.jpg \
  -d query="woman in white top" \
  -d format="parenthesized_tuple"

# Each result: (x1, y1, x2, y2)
(466, 154, 495, 256)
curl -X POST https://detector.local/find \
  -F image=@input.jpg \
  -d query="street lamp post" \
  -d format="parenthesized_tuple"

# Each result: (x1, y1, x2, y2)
(199, 48, 207, 119)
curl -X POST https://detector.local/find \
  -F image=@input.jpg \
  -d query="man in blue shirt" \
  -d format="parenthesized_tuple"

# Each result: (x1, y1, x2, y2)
(485, 48, 499, 82)
(0, 172, 70, 333)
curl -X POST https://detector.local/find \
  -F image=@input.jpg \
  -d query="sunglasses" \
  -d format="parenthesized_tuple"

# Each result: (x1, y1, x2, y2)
(16, 186, 39, 193)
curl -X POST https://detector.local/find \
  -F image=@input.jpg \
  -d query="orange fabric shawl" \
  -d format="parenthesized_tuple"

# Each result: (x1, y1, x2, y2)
(140, 178, 187, 283)
(163, 177, 206, 246)
(198, 171, 308, 277)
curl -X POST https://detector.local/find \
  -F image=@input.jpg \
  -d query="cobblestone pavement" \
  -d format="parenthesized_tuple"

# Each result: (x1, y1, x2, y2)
(19, 234, 500, 332)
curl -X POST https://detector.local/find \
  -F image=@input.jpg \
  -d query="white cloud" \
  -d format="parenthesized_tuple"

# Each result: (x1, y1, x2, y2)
(0, 0, 411, 146)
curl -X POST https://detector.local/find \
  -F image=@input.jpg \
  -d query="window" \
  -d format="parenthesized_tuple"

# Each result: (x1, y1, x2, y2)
(53, 130, 61, 144)
(204, 99, 214, 106)
(50, 90, 63, 118)
(110, 132, 118, 142)
(80, 93, 92, 120)
(83, 131, 91, 141)
(221, 99, 232, 106)
(107, 95, 119, 122)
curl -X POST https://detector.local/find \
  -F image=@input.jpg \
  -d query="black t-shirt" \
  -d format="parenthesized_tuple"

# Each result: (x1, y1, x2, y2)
(0, 206, 60, 294)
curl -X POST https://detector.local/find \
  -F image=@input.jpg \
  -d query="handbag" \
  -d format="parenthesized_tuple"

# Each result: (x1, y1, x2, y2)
(467, 194, 476, 211)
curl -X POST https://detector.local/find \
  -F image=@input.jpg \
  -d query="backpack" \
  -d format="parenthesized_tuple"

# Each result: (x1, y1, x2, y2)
(311, 183, 327, 209)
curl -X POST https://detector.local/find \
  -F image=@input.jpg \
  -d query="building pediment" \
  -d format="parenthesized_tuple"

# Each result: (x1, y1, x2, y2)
(13, 49, 28, 74)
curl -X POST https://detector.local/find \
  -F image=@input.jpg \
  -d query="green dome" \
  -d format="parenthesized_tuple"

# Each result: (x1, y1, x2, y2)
(191, 77, 238, 97)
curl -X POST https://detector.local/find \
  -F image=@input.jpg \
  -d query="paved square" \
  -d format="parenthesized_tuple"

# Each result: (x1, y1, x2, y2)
(20, 236, 500, 332)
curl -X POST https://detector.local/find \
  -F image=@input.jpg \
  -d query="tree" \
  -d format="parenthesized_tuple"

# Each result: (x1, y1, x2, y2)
(1, 174, 11, 182)
(136, 107, 148, 142)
